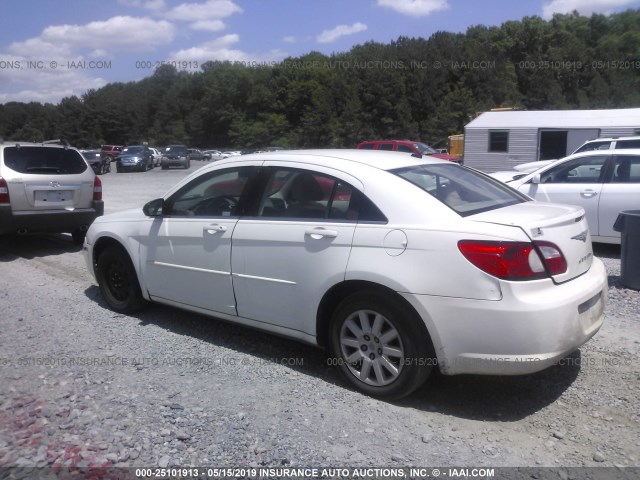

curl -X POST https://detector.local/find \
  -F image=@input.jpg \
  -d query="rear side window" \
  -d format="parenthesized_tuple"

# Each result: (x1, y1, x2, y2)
(377, 143, 394, 151)
(616, 139, 640, 149)
(358, 143, 374, 150)
(3, 146, 88, 175)
(393, 164, 528, 216)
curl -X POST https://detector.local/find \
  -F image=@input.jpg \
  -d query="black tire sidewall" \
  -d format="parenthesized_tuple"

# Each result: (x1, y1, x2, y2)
(330, 292, 434, 399)
(96, 246, 144, 313)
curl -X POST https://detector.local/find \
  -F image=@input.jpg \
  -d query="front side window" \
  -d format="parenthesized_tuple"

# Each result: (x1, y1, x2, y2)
(574, 141, 611, 153)
(165, 167, 258, 217)
(489, 131, 509, 152)
(397, 144, 414, 153)
(256, 168, 386, 222)
(393, 164, 528, 216)
(539, 156, 607, 184)
(4, 146, 88, 175)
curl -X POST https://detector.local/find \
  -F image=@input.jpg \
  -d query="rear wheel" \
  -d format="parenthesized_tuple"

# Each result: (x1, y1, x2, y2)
(184, 160, 191, 169)
(330, 291, 435, 399)
(96, 246, 145, 313)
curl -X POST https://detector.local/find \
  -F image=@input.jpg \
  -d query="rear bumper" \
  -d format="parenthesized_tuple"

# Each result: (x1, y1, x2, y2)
(162, 158, 187, 167)
(0, 201, 104, 235)
(402, 258, 608, 375)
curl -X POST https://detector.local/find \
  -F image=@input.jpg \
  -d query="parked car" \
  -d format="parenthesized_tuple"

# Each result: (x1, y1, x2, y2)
(203, 150, 224, 161)
(513, 160, 555, 172)
(81, 149, 110, 175)
(187, 149, 206, 161)
(150, 148, 162, 167)
(161, 145, 190, 169)
(84, 149, 606, 399)
(221, 151, 241, 158)
(0, 140, 104, 244)
(572, 135, 640, 154)
(100, 144, 124, 162)
(116, 145, 154, 172)
(508, 149, 640, 244)
(356, 140, 461, 163)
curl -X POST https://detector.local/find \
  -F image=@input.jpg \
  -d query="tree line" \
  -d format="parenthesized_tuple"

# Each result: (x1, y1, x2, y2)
(1, 9, 639, 150)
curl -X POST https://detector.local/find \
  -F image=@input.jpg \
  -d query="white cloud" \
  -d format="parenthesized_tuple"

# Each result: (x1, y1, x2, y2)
(542, 0, 637, 18)
(317, 22, 368, 44)
(168, 34, 287, 64)
(283, 36, 297, 44)
(190, 19, 226, 31)
(9, 16, 175, 59)
(0, 60, 108, 104)
(376, 0, 449, 17)
(165, 0, 241, 21)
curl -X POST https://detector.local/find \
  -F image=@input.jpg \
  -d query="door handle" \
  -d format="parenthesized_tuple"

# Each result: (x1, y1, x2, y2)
(305, 228, 338, 239)
(580, 189, 598, 198)
(204, 224, 227, 234)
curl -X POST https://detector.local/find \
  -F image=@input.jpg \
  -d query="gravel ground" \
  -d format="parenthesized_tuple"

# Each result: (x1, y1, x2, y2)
(0, 164, 639, 475)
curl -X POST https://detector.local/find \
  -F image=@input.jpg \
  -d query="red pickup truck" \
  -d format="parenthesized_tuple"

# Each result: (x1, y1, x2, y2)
(100, 145, 124, 162)
(356, 140, 461, 163)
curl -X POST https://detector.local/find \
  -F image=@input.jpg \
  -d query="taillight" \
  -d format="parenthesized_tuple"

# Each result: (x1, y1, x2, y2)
(458, 240, 567, 281)
(0, 177, 9, 204)
(93, 175, 102, 201)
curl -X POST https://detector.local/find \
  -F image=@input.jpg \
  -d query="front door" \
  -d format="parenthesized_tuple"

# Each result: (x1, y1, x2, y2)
(142, 166, 259, 315)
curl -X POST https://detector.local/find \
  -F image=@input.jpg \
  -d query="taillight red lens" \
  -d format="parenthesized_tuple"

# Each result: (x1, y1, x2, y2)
(93, 175, 102, 201)
(458, 240, 566, 281)
(0, 177, 9, 204)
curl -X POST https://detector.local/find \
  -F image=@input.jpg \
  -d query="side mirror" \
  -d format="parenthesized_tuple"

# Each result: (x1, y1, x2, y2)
(531, 174, 541, 184)
(143, 198, 164, 217)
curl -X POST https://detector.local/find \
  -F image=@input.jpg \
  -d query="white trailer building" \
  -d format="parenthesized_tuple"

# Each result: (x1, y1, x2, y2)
(463, 108, 640, 172)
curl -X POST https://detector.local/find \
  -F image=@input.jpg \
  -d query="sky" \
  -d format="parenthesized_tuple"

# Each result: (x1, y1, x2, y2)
(1, 0, 639, 104)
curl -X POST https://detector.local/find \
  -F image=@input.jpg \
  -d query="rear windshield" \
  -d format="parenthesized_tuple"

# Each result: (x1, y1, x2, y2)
(393, 164, 529, 216)
(123, 146, 145, 154)
(166, 145, 187, 154)
(4, 146, 88, 175)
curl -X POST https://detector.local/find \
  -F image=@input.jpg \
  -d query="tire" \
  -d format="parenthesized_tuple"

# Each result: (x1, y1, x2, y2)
(71, 229, 86, 245)
(329, 291, 435, 399)
(184, 160, 191, 169)
(161, 164, 168, 170)
(96, 246, 146, 313)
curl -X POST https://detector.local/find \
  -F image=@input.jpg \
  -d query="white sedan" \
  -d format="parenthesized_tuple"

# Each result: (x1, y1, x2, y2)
(508, 149, 640, 244)
(84, 150, 607, 398)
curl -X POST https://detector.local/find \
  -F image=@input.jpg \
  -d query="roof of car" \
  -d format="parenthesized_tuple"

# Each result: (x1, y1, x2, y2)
(212, 148, 448, 172)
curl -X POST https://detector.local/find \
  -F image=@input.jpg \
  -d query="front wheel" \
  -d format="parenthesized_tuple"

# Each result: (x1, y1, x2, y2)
(330, 292, 435, 399)
(96, 246, 146, 313)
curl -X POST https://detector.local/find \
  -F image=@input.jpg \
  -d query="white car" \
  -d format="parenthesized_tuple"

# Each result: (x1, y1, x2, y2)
(84, 150, 607, 398)
(508, 149, 640, 244)
(150, 148, 162, 167)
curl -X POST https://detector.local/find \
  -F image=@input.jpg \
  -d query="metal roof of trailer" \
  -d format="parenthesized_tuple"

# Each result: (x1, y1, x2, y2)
(465, 108, 640, 129)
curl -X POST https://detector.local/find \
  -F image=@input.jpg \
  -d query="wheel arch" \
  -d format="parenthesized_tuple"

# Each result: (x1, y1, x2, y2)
(316, 280, 435, 354)
(92, 235, 149, 300)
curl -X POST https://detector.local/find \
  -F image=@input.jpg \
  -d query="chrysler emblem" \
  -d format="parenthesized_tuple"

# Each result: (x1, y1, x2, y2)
(571, 230, 588, 242)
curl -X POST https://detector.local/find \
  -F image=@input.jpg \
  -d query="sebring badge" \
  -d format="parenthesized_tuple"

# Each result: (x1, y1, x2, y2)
(571, 230, 588, 242)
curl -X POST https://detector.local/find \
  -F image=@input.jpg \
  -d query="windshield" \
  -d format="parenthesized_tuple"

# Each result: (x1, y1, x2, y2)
(166, 145, 187, 154)
(393, 164, 529, 216)
(123, 146, 145, 154)
(414, 143, 439, 155)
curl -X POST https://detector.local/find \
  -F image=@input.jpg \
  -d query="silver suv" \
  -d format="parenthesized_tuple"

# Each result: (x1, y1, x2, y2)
(573, 135, 640, 154)
(0, 140, 104, 244)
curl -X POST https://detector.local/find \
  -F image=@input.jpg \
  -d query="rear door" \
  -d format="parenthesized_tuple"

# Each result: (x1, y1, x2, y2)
(231, 165, 361, 335)
(598, 154, 640, 238)
(516, 154, 608, 236)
